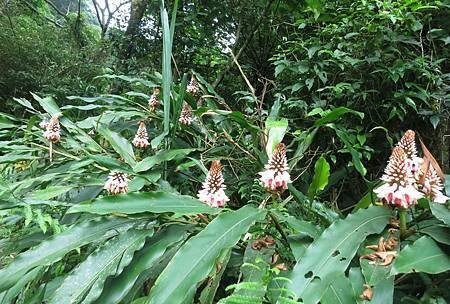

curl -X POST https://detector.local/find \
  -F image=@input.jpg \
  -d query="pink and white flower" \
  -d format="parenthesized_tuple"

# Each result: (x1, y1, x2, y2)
(43, 114, 61, 143)
(186, 76, 199, 95)
(259, 143, 291, 192)
(397, 130, 423, 175)
(374, 146, 423, 208)
(422, 164, 449, 204)
(179, 103, 193, 126)
(132, 121, 149, 148)
(148, 88, 160, 112)
(197, 160, 229, 207)
(39, 119, 49, 129)
(104, 171, 129, 195)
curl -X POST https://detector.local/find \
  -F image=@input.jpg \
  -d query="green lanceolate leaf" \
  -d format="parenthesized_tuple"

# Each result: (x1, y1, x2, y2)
(147, 205, 267, 304)
(320, 273, 356, 304)
(265, 118, 288, 157)
(68, 192, 220, 215)
(199, 249, 232, 304)
(29, 185, 73, 200)
(307, 156, 330, 200)
(0, 217, 135, 292)
(313, 107, 364, 127)
(98, 126, 136, 167)
(370, 276, 394, 304)
(283, 215, 323, 239)
(161, 4, 172, 135)
(429, 202, 450, 227)
(283, 206, 392, 304)
(391, 236, 450, 275)
(49, 229, 152, 304)
(0, 266, 43, 304)
(95, 225, 190, 304)
(133, 148, 196, 172)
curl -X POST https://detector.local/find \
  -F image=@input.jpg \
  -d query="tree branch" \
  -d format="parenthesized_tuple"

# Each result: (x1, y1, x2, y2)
(44, 0, 68, 19)
(212, 0, 276, 88)
(22, 1, 62, 28)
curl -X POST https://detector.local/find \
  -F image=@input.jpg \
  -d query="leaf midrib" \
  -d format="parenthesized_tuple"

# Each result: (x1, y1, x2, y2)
(395, 253, 448, 272)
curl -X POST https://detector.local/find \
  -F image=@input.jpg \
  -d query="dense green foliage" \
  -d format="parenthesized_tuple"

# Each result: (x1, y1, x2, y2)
(0, 0, 449, 303)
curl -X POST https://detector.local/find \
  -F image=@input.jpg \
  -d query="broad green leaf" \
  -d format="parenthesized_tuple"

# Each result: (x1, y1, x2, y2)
(391, 236, 450, 275)
(50, 229, 152, 304)
(420, 225, 450, 245)
(0, 217, 135, 292)
(283, 215, 323, 239)
(313, 107, 364, 126)
(98, 127, 136, 167)
(429, 202, 450, 227)
(32, 93, 61, 115)
(133, 148, 196, 172)
(288, 234, 314, 261)
(348, 267, 364, 300)
(29, 186, 73, 200)
(95, 225, 190, 304)
(199, 249, 231, 304)
(148, 205, 266, 304)
(320, 273, 356, 304)
(307, 156, 330, 200)
(370, 276, 394, 304)
(265, 118, 288, 157)
(68, 192, 219, 215)
(283, 206, 392, 304)
(0, 266, 43, 304)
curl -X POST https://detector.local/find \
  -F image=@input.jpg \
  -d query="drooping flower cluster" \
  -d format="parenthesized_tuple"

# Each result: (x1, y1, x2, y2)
(374, 130, 448, 207)
(374, 146, 423, 208)
(186, 76, 199, 95)
(259, 143, 291, 192)
(423, 165, 449, 204)
(132, 121, 149, 148)
(43, 114, 61, 143)
(198, 160, 229, 207)
(179, 103, 193, 125)
(148, 88, 160, 111)
(104, 171, 129, 194)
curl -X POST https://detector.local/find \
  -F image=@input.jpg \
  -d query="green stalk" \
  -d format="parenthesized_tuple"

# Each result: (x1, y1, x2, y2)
(399, 208, 407, 238)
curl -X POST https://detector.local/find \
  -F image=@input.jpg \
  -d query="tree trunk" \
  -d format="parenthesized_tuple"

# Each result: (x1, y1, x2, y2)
(120, 0, 148, 61)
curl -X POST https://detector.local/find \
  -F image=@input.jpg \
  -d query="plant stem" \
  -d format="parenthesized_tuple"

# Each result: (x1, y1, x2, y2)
(399, 208, 407, 238)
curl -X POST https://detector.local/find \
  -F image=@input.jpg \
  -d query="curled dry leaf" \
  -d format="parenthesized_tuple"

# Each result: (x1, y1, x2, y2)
(251, 235, 275, 250)
(361, 236, 398, 266)
(360, 284, 373, 301)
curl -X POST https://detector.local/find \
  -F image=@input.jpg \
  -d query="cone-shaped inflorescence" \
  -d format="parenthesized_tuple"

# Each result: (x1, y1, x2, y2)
(104, 171, 129, 195)
(423, 164, 449, 204)
(397, 130, 422, 175)
(259, 143, 291, 192)
(186, 75, 199, 95)
(148, 88, 160, 112)
(198, 160, 229, 207)
(132, 121, 149, 148)
(43, 114, 61, 143)
(374, 146, 423, 208)
(179, 102, 193, 125)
